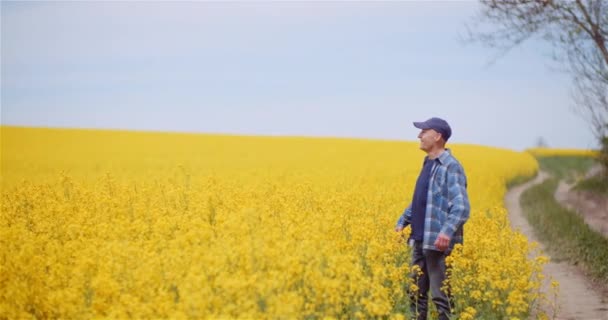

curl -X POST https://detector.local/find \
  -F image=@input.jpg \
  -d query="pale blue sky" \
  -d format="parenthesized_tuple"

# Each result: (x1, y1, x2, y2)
(1, 1, 597, 150)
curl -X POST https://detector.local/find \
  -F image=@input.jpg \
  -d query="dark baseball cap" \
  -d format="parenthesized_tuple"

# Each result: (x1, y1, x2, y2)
(413, 117, 452, 141)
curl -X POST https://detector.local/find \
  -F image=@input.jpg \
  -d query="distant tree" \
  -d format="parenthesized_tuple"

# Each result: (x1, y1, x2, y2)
(535, 136, 549, 148)
(467, 0, 607, 168)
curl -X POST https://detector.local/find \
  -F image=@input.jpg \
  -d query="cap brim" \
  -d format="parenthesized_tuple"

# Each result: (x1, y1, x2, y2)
(413, 121, 430, 129)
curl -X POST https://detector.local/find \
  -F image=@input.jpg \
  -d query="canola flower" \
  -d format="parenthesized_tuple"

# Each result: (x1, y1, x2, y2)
(1, 127, 548, 319)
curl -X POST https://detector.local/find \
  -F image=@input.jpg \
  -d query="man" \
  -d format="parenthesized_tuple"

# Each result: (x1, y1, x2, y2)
(395, 117, 470, 320)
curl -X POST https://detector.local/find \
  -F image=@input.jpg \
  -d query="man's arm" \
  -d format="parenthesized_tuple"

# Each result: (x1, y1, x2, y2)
(395, 205, 413, 231)
(439, 162, 470, 239)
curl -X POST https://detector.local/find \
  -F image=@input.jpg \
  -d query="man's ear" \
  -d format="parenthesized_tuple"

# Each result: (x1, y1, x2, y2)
(434, 132, 442, 142)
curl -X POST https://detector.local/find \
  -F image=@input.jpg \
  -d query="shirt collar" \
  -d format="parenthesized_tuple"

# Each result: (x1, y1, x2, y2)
(434, 149, 451, 165)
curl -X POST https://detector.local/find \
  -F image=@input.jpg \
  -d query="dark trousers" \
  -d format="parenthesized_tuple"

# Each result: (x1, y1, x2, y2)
(409, 241, 451, 320)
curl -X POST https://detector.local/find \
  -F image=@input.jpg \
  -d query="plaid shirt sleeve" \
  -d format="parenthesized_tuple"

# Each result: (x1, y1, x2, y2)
(439, 162, 470, 238)
(395, 204, 412, 229)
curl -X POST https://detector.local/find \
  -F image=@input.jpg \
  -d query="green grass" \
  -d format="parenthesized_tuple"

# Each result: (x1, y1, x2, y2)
(520, 178, 608, 284)
(536, 156, 596, 182)
(574, 175, 608, 196)
(506, 173, 538, 189)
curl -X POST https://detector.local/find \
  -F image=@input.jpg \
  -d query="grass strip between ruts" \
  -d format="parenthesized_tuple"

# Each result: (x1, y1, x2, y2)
(520, 177, 608, 286)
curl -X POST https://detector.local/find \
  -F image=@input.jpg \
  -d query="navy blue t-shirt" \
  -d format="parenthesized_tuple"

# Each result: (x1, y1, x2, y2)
(410, 157, 435, 241)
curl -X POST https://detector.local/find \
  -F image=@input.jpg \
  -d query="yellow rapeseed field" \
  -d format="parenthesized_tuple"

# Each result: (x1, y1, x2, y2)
(1, 126, 548, 319)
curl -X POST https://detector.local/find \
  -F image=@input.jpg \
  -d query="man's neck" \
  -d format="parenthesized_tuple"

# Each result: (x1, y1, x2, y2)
(427, 147, 446, 160)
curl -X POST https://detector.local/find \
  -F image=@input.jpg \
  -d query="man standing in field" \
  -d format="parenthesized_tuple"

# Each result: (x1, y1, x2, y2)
(395, 117, 470, 320)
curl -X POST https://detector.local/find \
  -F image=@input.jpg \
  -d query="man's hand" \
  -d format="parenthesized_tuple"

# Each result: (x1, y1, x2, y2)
(434, 233, 450, 251)
(395, 226, 404, 232)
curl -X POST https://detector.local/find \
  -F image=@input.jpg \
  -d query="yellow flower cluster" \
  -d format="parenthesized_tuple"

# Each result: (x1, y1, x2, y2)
(1, 127, 548, 319)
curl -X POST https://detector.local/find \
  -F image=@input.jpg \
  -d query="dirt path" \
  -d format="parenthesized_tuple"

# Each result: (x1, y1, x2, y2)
(504, 172, 608, 320)
(586, 164, 605, 179)
(554, 180, 608, 238)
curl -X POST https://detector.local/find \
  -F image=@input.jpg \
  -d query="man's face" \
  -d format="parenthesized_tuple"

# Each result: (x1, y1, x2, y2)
(417, 128, 442, 152)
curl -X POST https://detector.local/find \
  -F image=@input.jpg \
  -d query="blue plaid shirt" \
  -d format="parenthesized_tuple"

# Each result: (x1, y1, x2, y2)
(395, 149, 470, 252)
